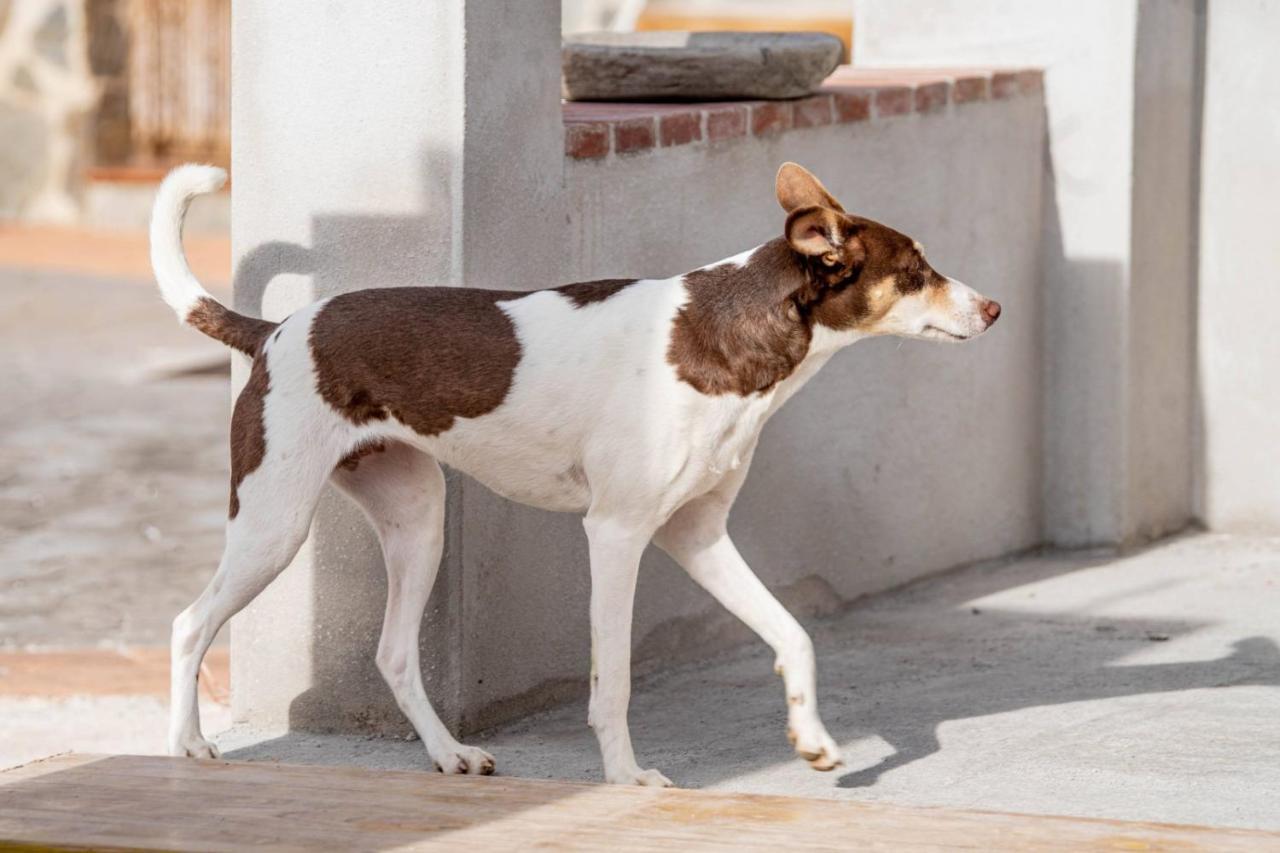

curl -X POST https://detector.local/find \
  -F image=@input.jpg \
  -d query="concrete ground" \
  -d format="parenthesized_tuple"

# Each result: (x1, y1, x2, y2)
(225, 533, 1280, 831)
(0, 233, 234, 769)
(0, 261, 231, 647)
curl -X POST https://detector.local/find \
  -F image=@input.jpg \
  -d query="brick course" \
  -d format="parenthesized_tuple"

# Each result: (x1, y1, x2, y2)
(563, 68, 1044, 160)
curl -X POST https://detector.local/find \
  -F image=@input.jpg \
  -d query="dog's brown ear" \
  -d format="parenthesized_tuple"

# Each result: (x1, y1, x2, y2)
(786, 206, 850, 259)
(776, 162, 845, 214)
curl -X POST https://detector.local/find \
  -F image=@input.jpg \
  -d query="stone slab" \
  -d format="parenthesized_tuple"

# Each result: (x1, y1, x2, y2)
(562, 31, 843, 101)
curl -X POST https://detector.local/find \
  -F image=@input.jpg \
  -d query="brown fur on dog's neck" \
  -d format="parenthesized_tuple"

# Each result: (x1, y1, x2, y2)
(666, 238, 863, 397)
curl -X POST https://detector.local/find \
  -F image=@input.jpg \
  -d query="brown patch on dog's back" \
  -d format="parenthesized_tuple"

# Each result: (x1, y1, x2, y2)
(228, 355, 270, 518)
(668, 241, 813, 396)
(555, 278, 636, 308)
(310, 288, 522, 437)
(186, 296, 278, 357)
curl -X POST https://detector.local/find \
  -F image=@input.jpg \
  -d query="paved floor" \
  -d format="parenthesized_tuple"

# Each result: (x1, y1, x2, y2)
(0, 649, 232, 771)
(0, 224, 229, 286)
(225, 533, 1280, 831)
(0, 264, 231, 647)
(0, 238, 235, 770)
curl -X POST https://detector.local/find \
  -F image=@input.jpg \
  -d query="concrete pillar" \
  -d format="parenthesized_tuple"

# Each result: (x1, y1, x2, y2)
(854, 0, 1203, 547)
(229, 1, 565, 734)
(1125, 1, 1202, 542)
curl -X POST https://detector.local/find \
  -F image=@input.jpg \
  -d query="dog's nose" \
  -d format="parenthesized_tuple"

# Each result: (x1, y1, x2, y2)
(982, 300, 1001, 325)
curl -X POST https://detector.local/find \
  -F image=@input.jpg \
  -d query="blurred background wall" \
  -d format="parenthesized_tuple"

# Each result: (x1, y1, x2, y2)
(0, 0, 94, 221)
(564, 0, 851, 56)
(0, 0, 228, 226)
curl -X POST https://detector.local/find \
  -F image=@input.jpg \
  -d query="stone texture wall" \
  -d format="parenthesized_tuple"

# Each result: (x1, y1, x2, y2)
(0, 0, 96, 222)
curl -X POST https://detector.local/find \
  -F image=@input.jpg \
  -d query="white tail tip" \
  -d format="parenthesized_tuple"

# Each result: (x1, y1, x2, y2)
(165, 164, 227, 196)
(151, 164, 228, 320)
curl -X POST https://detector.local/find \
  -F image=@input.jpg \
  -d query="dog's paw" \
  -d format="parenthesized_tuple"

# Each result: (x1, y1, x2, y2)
(174, 738, 221, 760)
(432, 745, 496, 776)
(788, 725, 842, 772)
(635, 767, 675, 787)
(608, 767, 674, 787)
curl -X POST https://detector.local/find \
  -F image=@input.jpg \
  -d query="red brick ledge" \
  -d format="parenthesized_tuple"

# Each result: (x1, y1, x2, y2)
(564, 66, 1043, 161)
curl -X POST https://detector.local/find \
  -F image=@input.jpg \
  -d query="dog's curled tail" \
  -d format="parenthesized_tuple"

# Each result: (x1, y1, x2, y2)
(150, 164, 277, 356)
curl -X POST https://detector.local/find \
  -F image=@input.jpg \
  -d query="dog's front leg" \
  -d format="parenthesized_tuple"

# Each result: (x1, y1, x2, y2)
(583, 514, 672, 787)
(656, 494, 843, 772)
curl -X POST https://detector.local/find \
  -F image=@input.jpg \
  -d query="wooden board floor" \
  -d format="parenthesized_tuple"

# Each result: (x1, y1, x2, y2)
(1, 754, 1275, 852)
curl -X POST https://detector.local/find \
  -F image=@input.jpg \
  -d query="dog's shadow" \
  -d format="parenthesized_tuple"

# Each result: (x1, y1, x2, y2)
(830, 631, 1280, 790)
(807, 546, 1280, 791)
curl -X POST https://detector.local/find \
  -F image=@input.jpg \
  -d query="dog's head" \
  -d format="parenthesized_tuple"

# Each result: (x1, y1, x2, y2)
(776, 162, 1000, 342)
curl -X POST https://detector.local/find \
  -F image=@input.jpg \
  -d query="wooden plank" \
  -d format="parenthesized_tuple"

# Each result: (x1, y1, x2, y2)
(1, 755, 1275, 852)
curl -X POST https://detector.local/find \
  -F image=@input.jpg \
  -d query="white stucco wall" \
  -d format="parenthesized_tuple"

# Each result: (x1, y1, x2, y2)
(855, 0, 1201, 547)
(1197, 0, 1280, 531)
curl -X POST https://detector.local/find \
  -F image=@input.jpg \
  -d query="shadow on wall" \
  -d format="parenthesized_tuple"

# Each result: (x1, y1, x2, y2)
(232, 159, 462, 736)
(1042, 1, 1205, 548)
(1037, 130, 1128, 549)
(1187, 0, 1208, 529)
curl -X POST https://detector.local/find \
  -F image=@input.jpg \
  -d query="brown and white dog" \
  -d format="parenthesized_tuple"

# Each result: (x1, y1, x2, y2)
(155, 162, 1000, 786)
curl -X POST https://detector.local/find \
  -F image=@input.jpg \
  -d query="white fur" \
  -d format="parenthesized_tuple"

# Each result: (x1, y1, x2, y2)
(888, 276, 992, 342)
(150, 164, 227, 320)
(158, 169, 998, 786)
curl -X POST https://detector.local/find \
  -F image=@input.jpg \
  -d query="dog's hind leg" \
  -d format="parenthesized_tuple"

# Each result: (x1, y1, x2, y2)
(168, 426, 336, 759)
(331, 441, 494, 776)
